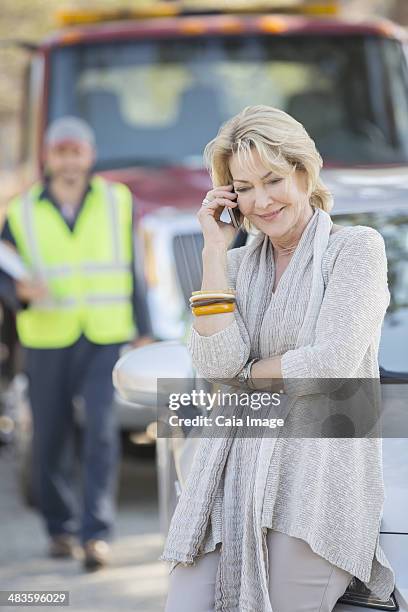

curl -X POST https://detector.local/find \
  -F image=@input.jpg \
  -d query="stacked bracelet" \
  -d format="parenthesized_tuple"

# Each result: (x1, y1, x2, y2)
(236, 358, 260, 389)
(190, 289, 236, 316)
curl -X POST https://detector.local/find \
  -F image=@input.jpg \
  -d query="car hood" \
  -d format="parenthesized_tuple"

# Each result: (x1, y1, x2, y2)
(321, 166, 408, 212)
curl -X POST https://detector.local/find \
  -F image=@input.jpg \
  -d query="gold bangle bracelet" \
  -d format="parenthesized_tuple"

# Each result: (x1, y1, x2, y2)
(192, 302, 235, 316)
(190, 293, 237, 304)
(191, 289, 235, 296)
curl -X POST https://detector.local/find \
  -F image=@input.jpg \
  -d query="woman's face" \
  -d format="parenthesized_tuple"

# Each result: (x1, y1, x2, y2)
(229, 149, 313, 240)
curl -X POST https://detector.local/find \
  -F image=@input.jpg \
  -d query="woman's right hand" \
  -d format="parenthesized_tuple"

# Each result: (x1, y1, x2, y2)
(15, 277, 49, 303)
(197, 185, 241, 250)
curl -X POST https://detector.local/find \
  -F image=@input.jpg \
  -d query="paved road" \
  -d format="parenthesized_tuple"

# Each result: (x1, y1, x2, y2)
(0, 444, 168, 611)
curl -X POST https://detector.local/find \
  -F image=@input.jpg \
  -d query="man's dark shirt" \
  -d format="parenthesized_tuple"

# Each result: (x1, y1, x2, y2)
(0, 179, 153, 339)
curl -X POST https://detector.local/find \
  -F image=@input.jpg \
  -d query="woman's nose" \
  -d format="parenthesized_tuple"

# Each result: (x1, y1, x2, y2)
(254, 186, 272, 210)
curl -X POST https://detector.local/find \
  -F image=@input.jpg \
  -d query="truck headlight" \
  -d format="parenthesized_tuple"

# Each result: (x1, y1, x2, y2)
(337, 577, 398, 610)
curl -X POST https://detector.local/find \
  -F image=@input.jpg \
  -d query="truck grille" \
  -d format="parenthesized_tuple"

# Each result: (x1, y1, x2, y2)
(172, 233, 204, 309)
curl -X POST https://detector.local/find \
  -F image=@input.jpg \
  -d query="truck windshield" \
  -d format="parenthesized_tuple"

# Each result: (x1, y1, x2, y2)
(49, 34, 408, 169)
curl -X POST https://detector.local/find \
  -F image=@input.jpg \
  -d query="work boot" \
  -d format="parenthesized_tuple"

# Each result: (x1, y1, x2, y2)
(49, 534, 77, 559)
(82, 539, 110, 571)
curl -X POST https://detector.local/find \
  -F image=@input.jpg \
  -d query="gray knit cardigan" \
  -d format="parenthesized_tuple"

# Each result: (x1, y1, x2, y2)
(160, 208, 396, 610)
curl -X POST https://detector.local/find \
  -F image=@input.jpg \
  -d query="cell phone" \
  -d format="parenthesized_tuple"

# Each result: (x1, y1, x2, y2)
(227, 189, 242, 229)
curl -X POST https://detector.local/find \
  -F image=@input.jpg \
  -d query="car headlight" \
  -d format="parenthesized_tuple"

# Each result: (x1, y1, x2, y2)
(337, 577, 398, 610)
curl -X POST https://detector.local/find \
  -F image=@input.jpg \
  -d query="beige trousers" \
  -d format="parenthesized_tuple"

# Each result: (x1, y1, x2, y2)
(164, 529, 353, 612)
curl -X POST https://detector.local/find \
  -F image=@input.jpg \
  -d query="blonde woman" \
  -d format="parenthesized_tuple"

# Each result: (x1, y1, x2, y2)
(160, 105, 395, 612)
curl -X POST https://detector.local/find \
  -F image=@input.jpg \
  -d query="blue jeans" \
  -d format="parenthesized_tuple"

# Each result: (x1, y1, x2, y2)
(24, 334, 122, 544)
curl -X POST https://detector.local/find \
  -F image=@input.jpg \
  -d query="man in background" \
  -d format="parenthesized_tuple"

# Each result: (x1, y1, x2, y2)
(0, 116, 154, 571)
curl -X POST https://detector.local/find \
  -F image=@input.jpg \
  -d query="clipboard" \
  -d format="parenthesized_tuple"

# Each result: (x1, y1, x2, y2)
(0, 241, 31, 280)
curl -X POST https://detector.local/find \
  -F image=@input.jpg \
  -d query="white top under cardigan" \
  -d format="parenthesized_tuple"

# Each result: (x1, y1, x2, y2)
(160, 218, 396, 608)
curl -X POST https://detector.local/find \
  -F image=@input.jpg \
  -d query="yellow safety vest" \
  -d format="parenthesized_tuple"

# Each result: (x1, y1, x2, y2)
(7, 176, 136, 348)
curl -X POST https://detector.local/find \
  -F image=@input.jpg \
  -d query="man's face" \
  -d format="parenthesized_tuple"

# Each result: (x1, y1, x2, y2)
(44, 141, 95, 184)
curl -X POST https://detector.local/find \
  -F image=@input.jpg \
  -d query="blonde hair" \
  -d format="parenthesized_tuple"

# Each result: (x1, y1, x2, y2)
(203, 105, 333, 233)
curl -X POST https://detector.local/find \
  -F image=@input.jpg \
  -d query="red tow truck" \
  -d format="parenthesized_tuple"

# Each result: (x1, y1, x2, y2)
(2, 0, 408, 446)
